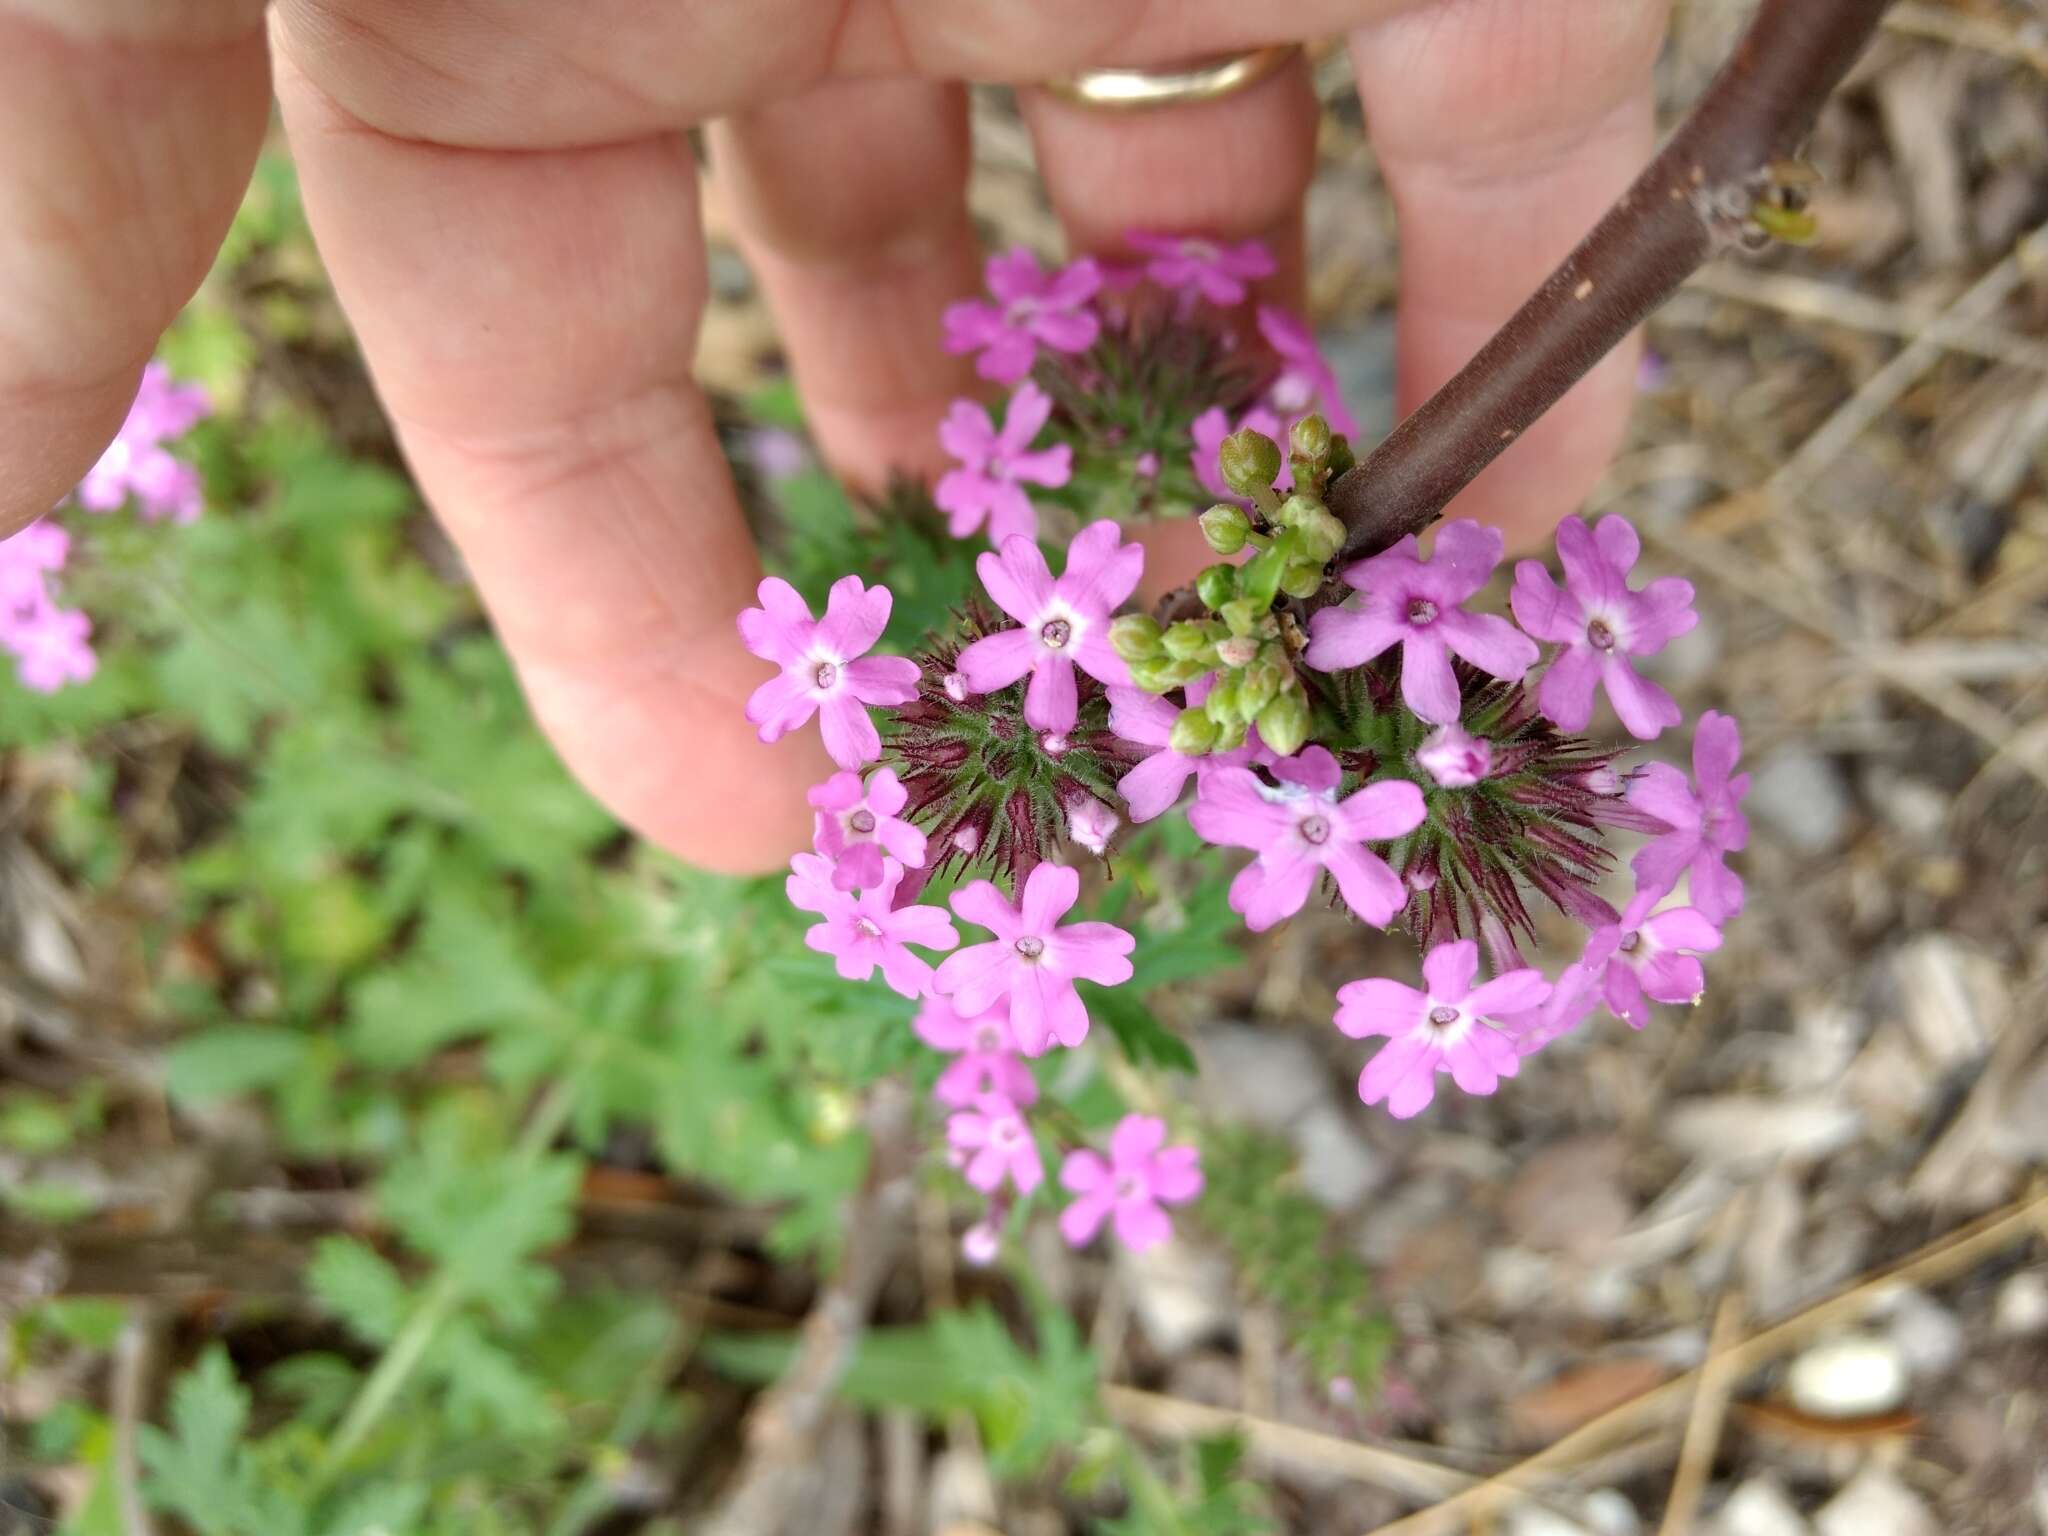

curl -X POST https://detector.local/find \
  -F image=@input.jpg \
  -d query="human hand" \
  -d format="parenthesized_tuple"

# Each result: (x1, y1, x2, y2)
(1, 0, 1667, 873)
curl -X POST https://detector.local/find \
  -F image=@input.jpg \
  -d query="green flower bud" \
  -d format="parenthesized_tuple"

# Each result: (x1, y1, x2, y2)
(1326, 435, 1356, 478)
(1212, 718, 1249, 753)
(1272, 494, 1321, 532)
(1195, 563, 1239, 612)
(1129, 656, 1183, 693)
(1216, 634, 1261, 669)
(1289, 413, 1332, 468)
(1300, 507, 1347, 564)
(1199, 504, 1252, 557)
(1256, 691, 1311, 758)
(1238, 658, 1284, 717)
(1218, 598, 1262, 637)
(1217, 429, 1282, 499)
(1280, 560, 1325, 600)
(1205, 672, 1244, 725)
(1161, 621, 1216, 663)
(1239, 545, 1287, 609)
(1168, 708, 1220, 756)
(1108, 614, 1163, 663)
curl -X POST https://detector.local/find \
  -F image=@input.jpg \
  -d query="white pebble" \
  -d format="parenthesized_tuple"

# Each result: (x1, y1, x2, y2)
(1717, 1478, 1813, 1536)
(1995, 1271, 2048, 1337)
(1785, 1333, 1909, 1418)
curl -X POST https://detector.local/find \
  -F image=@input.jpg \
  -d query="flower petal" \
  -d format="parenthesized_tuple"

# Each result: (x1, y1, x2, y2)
(1333, 977, 1427, 1039)
(1421, 940, 1481, 1002)
(1023, 654, 1079, 732)
(976, 539, 1056, 624)
(1398, 634, 1463, 725)
(1600, 654, 1681, 740)
(1436, 608, 1539, 683)
(818, 695, 882, 769)
(956, 628, 1039, 694)
(817, 575, 891, 658)
(1020, 863, 1081, 934)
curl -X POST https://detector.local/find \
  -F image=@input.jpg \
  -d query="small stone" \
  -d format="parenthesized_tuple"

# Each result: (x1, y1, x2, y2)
(1290, 1103, 1384, 1210)
(1747, 747, 1852, 855)
(1579, 1489, 1642, 1536)
(1504, 1137, 1632, 1260)
(1507, 1509, 1595, 1536)
(1785, 1333, 1909, 1419)
(1993, 1271, 2048, 1336)
(1716, 1477, 1814, 1536)
(1118, 1237, 1233, 1358)
(1666, 1096, 1862, 1166)
(1880, 1287, 1964, 1378)
(1194, 1025, 1325, 1130)
(1813, 1468, 1936, 1536)
(1891, 934, 2006, 1069)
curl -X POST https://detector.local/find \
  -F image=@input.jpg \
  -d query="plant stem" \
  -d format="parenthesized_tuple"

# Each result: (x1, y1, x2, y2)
(1323, 0, 1898, 561)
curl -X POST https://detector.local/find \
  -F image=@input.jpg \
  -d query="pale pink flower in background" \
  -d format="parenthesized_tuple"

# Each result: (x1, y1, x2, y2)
(1626, 710, 1750, 922)
(1581, 892, 1723, 1030)
(1416, 724, 1492, 788)
(786, 854, 958, 999)
(943, 248, 1103, 384)
(914, 994, 1038, 1108)
(1189, 403, 1291, 501)
(1501, 962, 1603, 1056)
(1256, 305, 1361, 438)
(1127, 231, 1275, 307)
(74, 362, 209, 524)
(1065, 794, 1119, 857)
(739, 575, 920, 768)
(1512, 515, 1698, 740)
(1107, 683, 1262, 823)
(954, 521, 1142, 734)
(1058, 1114, 1203, 1252)
(1188, 747, 1425, 932)
(961, 1218, 1002, 1267)
(947, 1093, 1044, 1196)
(935, 863, 1135, 1055)
(1335, 940, 1551, 1118)
(809, 768, 927, 891)
(934, 381, 1073, 545)
(1306, 520, 1539, 725)
(0, 522, 96, 693)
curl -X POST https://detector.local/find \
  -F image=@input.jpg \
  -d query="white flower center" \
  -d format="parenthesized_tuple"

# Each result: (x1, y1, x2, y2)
(992, 1117, 1022, 1146)
(849, 809, 877, 835)
(1014, 935, 1046, 961)
(1039, 618, 1073, 649)
(812, 660, 840, 690)
(853, 917, 883, 940)
(1298, 813, 1332, 846)
(1407, 598, 1439, 626)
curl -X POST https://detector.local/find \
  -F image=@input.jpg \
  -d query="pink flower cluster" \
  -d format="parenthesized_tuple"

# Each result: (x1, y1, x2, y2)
(934, 239, 1355, 546)
(1, 362, 210, 695)
(738, 526, 1205, 1260)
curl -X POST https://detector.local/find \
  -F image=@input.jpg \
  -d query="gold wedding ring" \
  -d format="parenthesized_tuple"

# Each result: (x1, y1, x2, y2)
(1044, 44, 1300, 112)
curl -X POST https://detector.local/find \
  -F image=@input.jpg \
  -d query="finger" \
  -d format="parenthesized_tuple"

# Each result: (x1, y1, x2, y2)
(0, 0, 269, 532)
(1351, 0, 1669, 551)
(271, 28, 821, 874)
(707, 77, 982, 492)
(1018, 51, 1322, 596)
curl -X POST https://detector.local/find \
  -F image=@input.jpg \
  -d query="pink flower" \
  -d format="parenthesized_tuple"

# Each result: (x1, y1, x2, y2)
(1305, 520, 1539, 725)
(809, 768, 927, 891)
(1626, 710, 1750, 923)
(934, 381, 1073, 546)
(1256, 305, 1360, 438)
(1058, 1114, 1203, 1253)
(914, 994, 1038, 1108)
(1188, 747, 1425, 932)
(1511, 515, 1698, 740)
(1500, 961, 1602, 1056)
(786, 854, 959, 998)
(943, 249, 1103, 384)
(955, 521, 1142, 735)
(0, 522, 96, 693)
(1127, 231, 1275, 307)
(961, 1218, 1002, 1267)
(1190, 404, 1291, 502)
(739, 575, 921, 769)
(935, 863, 1135, 1055)
(74, 362, 209, 524)
(1335, 940, 1551, 1118)
(1416, 724, 1492, 788)
(1065, 794, 1119, 857)
(1581, 892, 1722, 1030)
(1107, 684, 1262, 822)
(947, 1093, 1044, 1196)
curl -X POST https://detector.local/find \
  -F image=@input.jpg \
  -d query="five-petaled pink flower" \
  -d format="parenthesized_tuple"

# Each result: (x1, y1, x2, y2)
(1127, 231, 1276, 307)
(1416, 723, 1492, 788)
(1107, 683, 1264, 823)
(1581, 891, 1722, 1031)
(955, 521, 1142, 735)
(943, 249, 1103, 384)
(1501, 961, 1602, 1057)
(75, 362, 210, 524)
(739, 575, 921, 769)
(935, 863, 1135, 1055)
(1188, 747, 1426, 932)
(1058, 1114, 1203, 1253)
(1335, 940, 1552, 1119)
(809, 768, 927, 892)
(915, 994, 1039, 1108)
(947, 1093, 1044, 1196)
(1626, 710, 1750, 923)
(0, 522, 97, 693)
(1511, 515, 1698, 740)
(1305, 520, 1539, 726)
(1190, 403, 1291, 502)
(935, 380, 1074, 546)
(787, 854, 958, 999)
(1256, 306, 1360, 439)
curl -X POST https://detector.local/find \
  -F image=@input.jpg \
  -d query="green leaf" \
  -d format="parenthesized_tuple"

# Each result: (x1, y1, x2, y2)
(307, 1237, 409, 1347)
(164, 1026, 311, 1107)
(139, 1347, 285, 1536)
